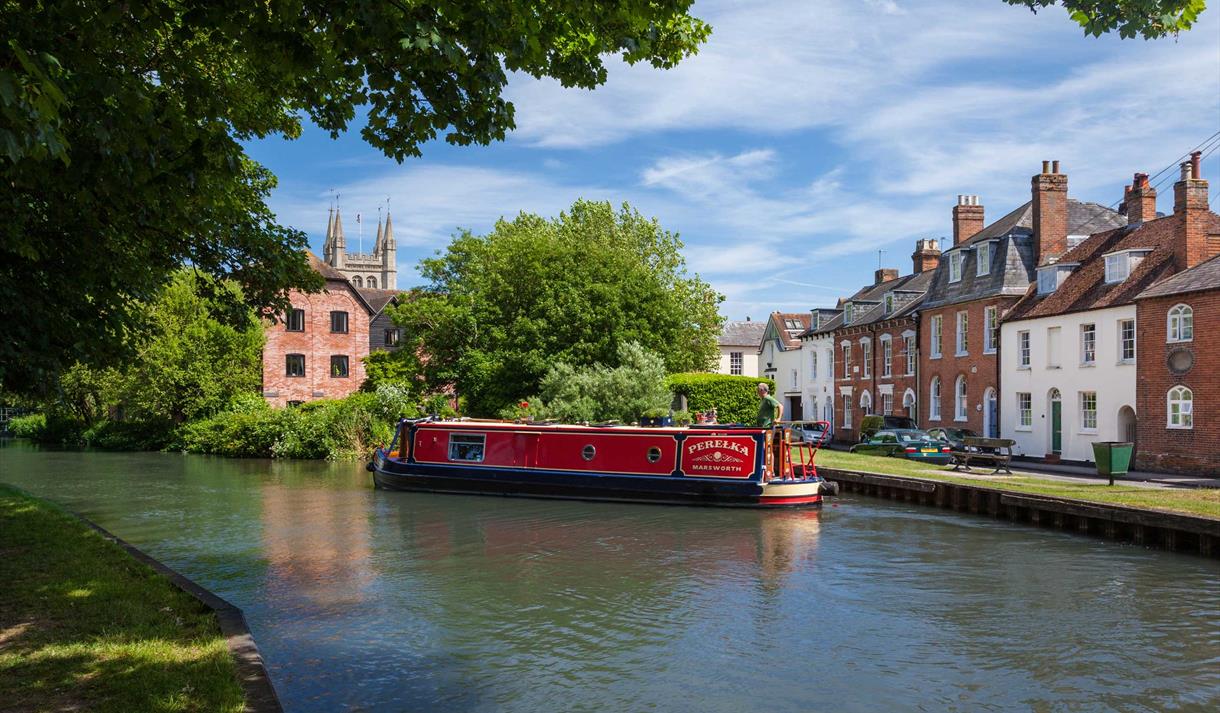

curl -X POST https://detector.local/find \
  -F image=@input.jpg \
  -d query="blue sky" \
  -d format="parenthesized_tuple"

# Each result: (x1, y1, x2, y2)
(247, 0, 1220, 319)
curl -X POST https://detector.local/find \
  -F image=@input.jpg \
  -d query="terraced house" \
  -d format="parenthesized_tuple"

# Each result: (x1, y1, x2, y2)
(1001, 155, 1219, 470)
(759, 312, 811, 419)
(919, 162, 1126, 438)
(828, 239, 940, 443)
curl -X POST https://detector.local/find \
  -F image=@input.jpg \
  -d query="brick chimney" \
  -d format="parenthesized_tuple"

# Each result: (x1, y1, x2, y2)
(911, 238, 941, 273)
(1126, 172, 1157, 224)
(1032, 160, 1068, 265)
(1174, 151, 1213, 270)
(874, 268, 899, 285)
(952, 195, 985, 246)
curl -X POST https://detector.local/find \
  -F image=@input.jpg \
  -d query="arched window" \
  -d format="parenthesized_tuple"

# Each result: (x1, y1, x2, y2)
(929, 377, 941, 421)
(860, 391, 873, 416)
(903, 389, 917, 419)
(367, 276, 377, 289)
(1167, 386, 1193, 429)
(955, 375, 968, 421)
(1167, 304, 1193, 342)
(352, 276, 363, 287)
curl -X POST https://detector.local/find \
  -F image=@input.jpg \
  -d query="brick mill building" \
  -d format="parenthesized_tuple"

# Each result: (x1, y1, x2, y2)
(261, 253, 403, 407)
(827, 239, 941, 443)
(919, 162, 1126, 438)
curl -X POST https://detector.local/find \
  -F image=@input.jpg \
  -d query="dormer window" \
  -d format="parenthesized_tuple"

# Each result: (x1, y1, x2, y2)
(1037, 263, 1078, 295)
(1103, 249, 1151, 284)
(976, 242, 991, 276)
(948, 252, 963, 283)
(884, 293, 894, 315)
(844, 303, 854, 325)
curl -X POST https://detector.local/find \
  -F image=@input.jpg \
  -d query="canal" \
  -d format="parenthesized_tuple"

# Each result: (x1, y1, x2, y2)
(3, 442, 1219, 711)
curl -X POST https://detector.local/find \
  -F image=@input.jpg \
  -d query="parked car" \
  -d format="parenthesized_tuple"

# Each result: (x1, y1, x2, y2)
(925, 428, 998, 461)
(850, 429, 953, 465)
(790, 421, 830, 445)
(859, 414, 919, 441)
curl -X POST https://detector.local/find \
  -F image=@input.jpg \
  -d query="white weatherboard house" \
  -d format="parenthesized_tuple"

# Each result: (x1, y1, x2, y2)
(1000, 175, 1175, 462)
(716, 319, 766, 377)
(759, 312, 812, 420)
(798, 308, 842, 433)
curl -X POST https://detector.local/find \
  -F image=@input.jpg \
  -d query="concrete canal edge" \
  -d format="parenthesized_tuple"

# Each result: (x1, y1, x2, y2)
(821, 468, 1220, 558)
(75, 516, 284, 713)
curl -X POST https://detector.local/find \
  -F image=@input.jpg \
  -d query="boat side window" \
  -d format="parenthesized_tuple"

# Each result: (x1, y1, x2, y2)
(582, 444, 597, 461)
(448, 433, 486, 462)
(647, 446, 662, 463)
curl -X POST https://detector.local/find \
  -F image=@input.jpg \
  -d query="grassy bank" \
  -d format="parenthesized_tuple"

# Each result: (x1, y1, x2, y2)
(815, 449, 1220, 519)
(0, 485, 245, 712)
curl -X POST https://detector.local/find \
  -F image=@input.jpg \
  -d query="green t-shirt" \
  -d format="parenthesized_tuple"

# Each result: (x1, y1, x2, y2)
(756, 394, 781, 427)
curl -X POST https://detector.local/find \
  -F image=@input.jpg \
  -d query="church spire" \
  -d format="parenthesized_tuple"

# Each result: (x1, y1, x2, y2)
(383, 211, 395, 251)
(324, 207, 335, 262)
(374, 210, 384, 257)
(332, 207, 346, 269)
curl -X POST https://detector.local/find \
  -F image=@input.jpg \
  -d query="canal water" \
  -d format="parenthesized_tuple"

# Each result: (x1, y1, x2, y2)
(3, 442, 1219, 712)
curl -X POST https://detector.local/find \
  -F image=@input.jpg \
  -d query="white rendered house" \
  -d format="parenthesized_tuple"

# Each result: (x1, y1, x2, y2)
(1000, 305, 1138, 461)
(798, 308, 841, 433)
(759, 312, 812, 420)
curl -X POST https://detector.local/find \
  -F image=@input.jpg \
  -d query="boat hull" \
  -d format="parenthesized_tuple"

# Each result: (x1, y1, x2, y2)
(372, 453, 823, 508)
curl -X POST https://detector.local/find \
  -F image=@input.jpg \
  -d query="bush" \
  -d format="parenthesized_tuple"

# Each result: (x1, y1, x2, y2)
(859, 414, 884, 441)
(667, 373, 776, 425)
(7, 413, 45, 439)
(83, 419, 176, 451)
(510, 342, 672, 423)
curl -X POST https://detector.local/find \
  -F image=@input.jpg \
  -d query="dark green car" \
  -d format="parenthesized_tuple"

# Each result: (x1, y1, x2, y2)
(849, 429, 953, 465)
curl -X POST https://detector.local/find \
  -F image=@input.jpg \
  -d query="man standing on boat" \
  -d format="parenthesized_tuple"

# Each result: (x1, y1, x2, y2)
(756, 383, 783, 428)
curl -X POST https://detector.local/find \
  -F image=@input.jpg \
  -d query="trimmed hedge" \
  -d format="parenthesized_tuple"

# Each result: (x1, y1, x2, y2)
(667, 373, 776, 425)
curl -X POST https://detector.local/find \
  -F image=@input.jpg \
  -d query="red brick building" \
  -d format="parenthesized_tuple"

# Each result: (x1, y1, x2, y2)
(829, 240, 939, 442)
(261, 253, 378, 407)
(1133, 156, 1220, 474)
(919, 162, 1125, 437)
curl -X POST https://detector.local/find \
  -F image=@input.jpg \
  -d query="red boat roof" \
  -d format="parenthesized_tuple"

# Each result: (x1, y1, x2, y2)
(412, 419, 767, 435)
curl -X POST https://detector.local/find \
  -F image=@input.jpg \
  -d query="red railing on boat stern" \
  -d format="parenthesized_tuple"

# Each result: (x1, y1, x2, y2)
(771, 421, 831, 482)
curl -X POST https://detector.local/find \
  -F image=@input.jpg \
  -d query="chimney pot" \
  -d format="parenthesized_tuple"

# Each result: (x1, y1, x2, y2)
(1052, 160, 1060, 174)
(1042, 160, 1050, 174)
(1191, 151, 1202, 179)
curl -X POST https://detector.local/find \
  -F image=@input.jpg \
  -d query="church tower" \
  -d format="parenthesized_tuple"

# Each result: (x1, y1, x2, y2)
(322, 205, 396, 289)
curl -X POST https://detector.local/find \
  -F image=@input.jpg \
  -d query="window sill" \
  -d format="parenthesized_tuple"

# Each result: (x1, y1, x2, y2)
(1079, 429, 1098, 435)
(1015, 426, 1032, 432)
(954, 352, 969, 358)
(1047, 365, 1061, 370)
(1167, 424, 1193, 430)
(1166, 339, 1193, 345)
(954, 417, 968, 423)
(983, 348, 996, 355)
(1117, 359, 1134, 366)
(1079, 362, 1095, 368)
(930, 354, 942, 360)
(1017, 365, 1031, 371)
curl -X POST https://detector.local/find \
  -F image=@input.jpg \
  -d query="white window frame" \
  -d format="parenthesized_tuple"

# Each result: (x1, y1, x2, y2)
(1104, 253, 1129, 284)
(1017, 392, 1032, 429)
(955, 311, 969, 357)
(880, 335, 893, 377)
(1118, 319, 1136, 364)
(905, 335, 916, 375)
(1167, 386, 1193, 429)
(844, 303, 854, 325)
(1037, 267, 1057, 295)
(1080, 391, 1097, 432)
(930, 315, 943, 358)
(882, 392, 894, 415)
(842, 393, 853, 428)
(1167, 304, 1193, 343)
(929, 377, 942, 421)
(810, 350, 817, 380)
(1080, 323, 1096, 366)
(984, 305, 997, 353)
(861, 338, 872, 378)
(948, 252, 963, 283)
(976, 242, 991, 276)
(884, 293, 894, 315)
(790, 368, 798, 389)
(860, 390, 873, 416)
(729, 351, 743, 375)
(841, 343, 852, 379)
(1018, 330, 1031, 368)
(954, 375, 968, 422)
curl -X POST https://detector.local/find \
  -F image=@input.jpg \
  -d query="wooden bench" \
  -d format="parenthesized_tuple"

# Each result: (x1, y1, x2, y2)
(952, 437, 1016, 474)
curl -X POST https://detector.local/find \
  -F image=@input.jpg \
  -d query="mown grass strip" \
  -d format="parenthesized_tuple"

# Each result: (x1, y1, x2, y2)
(0, 484, 245, 713)
(814, 449, 1220, 520)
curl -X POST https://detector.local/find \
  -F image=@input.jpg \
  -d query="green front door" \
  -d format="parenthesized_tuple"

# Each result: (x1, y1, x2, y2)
(1051, 400, 1062, 454)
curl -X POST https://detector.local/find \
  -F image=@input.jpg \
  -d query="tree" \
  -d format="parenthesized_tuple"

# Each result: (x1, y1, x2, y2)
(1005, 0, 1207, 38)
(0, 2, 710, 393)
(389, 200, 723, 416)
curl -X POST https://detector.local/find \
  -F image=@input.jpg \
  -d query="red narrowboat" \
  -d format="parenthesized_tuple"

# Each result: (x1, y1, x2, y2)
(370, 419, 834, 508)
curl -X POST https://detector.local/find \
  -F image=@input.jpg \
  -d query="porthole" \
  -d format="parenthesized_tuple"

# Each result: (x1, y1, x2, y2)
(1167, 348, 1195, 375)
(647, 447, 662, 463)
(582, 444, 596, 461)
